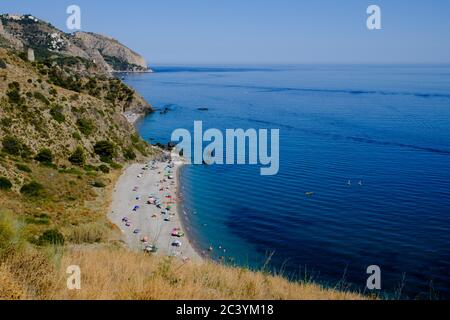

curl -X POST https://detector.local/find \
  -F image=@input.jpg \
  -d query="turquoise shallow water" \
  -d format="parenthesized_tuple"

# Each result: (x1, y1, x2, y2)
(126, 65, 450, 299)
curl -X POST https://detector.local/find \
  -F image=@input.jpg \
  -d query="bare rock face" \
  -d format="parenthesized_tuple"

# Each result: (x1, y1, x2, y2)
(0, 14, 149, 74)
(74, 32, 148, 72)
(0, 17, 24, 50)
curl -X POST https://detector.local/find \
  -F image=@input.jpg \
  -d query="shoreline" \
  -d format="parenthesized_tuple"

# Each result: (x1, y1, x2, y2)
(112, 69, 154, 74)
(175, 161, 211, 262)
(122, 110, 147, 125)
(108, 151, 202, 262)
(116, 77, 203, 261)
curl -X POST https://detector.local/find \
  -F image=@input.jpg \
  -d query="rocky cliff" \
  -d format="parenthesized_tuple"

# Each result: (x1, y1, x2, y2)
(0, 48, 153, 182)
(0, 14, 149, 73)
(74, 32, 148, 72)
(0, 15, 156, 188)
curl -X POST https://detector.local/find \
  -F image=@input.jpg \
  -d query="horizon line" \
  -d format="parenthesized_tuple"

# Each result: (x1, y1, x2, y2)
(148, 62, 450, 66)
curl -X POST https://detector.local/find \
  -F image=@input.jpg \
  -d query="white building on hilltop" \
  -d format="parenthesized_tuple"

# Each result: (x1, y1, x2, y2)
(5, 14, 23, 21)
(1, 14, 39, 22)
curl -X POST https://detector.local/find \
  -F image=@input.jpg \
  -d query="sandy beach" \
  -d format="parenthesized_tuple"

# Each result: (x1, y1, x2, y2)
(109, 152, 201, 262)
(122, 110, 146, 124)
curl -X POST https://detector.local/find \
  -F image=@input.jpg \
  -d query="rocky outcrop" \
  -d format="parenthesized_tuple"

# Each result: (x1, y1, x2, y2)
(0, 47, 152, 170)
(0, 14, 149, 74)
(74, 32, 148, 72)
(0, 14, 154, 148)
(0, 18, 24, 50)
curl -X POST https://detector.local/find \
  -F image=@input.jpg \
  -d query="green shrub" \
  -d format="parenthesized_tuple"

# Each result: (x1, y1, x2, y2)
(16, 164, 32, 173)
(98, 164, 110, 174)
(134, 141, 149, 156)
(25, 213, 50, 225)
(92, 181, 106, 188)
(50, 105, 65, 123)
(0, 58, 6, 69)
(109, 162, 123, 170)
(0, 118, 12, 128)
(49, 87, 57, 96)
(20, 181, 44, 198)
(7, 89, 23, 105)
(94, 141, 115, 161)
(20, 144, 34, 159)
(0, 177, 13, 190)
(18, 51, 27, 61)
(6, 82, 23, 104)
(123, 147, 136, 160)
(8, 82, 20, 90)
(131, 134, 140, 144)
(84, 165, 98, 172)
(76, 118, 95, 135)
(2, 136, 22, 156)
(35, 149, 53, 164)
(38, 229, 64, 246)
(72, 132, 82, 140)
(33, 91, 50, 105)
(68, 147, 85, 166)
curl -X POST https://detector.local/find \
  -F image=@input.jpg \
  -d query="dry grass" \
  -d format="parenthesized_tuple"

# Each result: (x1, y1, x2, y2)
(0, 161, 367, 301)
(1, 147, 365, 300)
(0, 160, 120, 245)
(44, 246, 365, 300)
(0, 264, 26, 300)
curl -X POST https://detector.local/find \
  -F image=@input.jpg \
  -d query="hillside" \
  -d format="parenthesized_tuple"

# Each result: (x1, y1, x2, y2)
(0, 14, 149, 73)
(0, 17, 157, 259)
(0, 15, 366, 301)
(0, 48, 153, 187)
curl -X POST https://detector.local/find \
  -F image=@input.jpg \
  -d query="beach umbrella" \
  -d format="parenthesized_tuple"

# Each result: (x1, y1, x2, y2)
(172, 240, 182, 247)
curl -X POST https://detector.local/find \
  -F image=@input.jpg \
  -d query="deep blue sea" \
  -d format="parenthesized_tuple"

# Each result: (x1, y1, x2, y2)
(125, 65, 450, 299)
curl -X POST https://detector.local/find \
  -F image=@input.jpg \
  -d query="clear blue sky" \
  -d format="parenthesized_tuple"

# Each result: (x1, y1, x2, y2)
(2, 0, 450, 64)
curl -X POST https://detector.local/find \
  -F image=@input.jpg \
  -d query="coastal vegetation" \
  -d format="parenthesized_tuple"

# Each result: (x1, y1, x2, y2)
(0, 16, 366, 301)
(0, 210, 365, 300)
(0, 146, 365, 300)
(0, 177, 12, 190)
